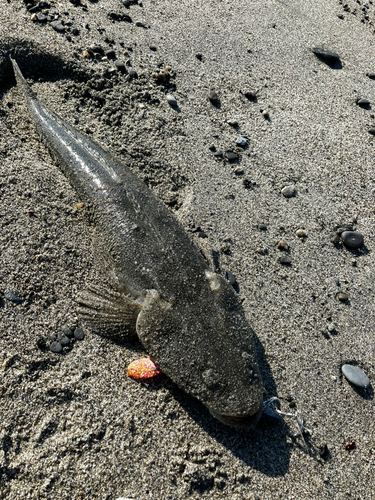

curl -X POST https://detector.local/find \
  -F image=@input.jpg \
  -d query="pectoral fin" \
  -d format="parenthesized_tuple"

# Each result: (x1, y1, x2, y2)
(76, 284, 141, 342)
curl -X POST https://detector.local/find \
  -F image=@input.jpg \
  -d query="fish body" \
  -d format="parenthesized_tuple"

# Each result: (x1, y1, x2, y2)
(11, 58, 263, 427)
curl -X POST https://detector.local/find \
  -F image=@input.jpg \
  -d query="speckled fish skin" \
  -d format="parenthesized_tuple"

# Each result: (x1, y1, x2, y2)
(11, 58, 264, 428)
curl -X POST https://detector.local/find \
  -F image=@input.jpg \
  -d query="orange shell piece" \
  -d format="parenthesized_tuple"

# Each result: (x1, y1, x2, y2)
(127, 357, 162, 380)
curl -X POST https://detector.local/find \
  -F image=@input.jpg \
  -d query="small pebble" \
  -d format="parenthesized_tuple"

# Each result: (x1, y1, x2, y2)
(60, 336, 71, 347)
(128, 69, 138, 78)
(233, 166, 244, 175)
(337, 292, 349, 302)
(312, 47, 341, 65)
(341, 364, 370, 389)
(37, 13, 47, 22)
(357, 98, 370, 107)
(243, 90, 257, 101)
(279, 255, 291, 265)
(74, 327, 85, 340)
(281, 185, 296, 198)
(257, 223, 267, 231)
(208, 91, 219, 104)
(196, 53, 203, 61)
(277, 241, 289, 251)
(4, 290, 25, 304)
(225, 151, 238, 161)
(166, 94, 177, 107)
(50, 21, 65, 33)
(214, 151, 223, 158)
(114, 60, 126, 72)
(209, 145, 216, 152)
(72, 27, 79, 36)
(227, 119, 238, 127)
(366, 72, 375, 80)
(236, 136, 248, 147)
(296, 229, 307, 237)
(225, 270, 237, 286)
(62, 325, 74, 338)
(149, 45, 157, 51)
(368, 127, 375, 135)
(50, 341, 63, 354)
(105, 49, 116, 58)
(341, 231, 364, 249)
(90, 45, 104, 54)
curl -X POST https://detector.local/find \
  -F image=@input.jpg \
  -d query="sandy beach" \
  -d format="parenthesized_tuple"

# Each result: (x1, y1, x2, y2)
(0, 0, 374, 498)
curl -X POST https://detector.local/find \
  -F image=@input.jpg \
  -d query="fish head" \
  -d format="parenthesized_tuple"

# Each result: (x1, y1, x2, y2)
(136, 270, 264, 428)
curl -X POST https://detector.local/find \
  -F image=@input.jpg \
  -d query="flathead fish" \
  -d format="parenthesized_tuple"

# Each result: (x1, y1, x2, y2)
(11, 57, 263, 427)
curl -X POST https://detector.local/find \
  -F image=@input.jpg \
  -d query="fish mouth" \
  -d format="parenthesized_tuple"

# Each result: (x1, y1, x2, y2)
(209, 400, 263, 429)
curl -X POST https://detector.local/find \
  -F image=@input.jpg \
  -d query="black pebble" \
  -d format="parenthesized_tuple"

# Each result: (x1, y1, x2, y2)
(209, 145, 216, 152)
(50, 21, 65, 33)
(366, 72, 375, 80)
(225, 270, 237, 286)
(60, 335, 71, 347)
(115, 60, 126, 72)
(257, 223, 267, 230)
(74, 327, 85, 340)
(244, 91, 257, 101)
(357, 98, 370, 107)
(105, 49, 116, 58)
(214, 150, 223, 158)
(149, 45, 157, 51)
(50, 341, 63, 353)
(4, 290, 24, 304)
(196, 53, 203, 61)
(279, 255, 291, 265)
(225, 151, 238, 161)
(72, 27, 79, 36)
(62, 325, 74, 338)
(341, 231, 364, 249)
(208, 91, 219, 104)
(90, 45, 104, 54)
(128, 69, 138, 78)
(312, 47, 341, 70)
(312, 47, 341, 64)
(368, 127, 375, 135)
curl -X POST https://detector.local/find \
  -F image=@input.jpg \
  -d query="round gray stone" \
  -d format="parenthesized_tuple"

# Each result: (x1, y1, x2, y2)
(50, 341, 63, 354)
(341, 231, 364, 249)
(74, 327, 85, 340)
(341, 364, 370, 389)
(281, 185, 296, 198)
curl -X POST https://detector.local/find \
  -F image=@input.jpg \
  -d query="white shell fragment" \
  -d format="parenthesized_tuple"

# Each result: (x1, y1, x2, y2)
(341, 364, 370, 389)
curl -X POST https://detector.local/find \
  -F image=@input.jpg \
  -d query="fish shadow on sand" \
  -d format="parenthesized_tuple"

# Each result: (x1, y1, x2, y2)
(0, 38, 93, 87)
(165, 333, 291, 477)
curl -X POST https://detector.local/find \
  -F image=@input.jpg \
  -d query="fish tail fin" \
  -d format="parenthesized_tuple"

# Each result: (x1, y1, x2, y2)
(10, 57, 37, 100)
(76, 284, 141, 342)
